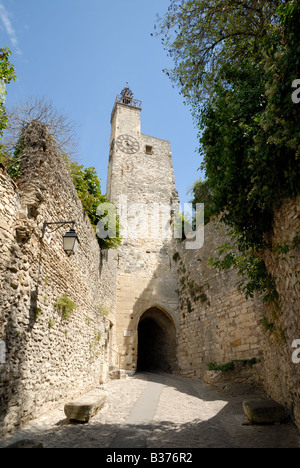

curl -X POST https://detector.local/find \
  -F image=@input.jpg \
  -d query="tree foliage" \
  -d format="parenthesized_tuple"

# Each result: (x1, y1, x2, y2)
(189, 178, 215, 225)
(157, 0, 300, 302)
(0, 47, 16, 158)
(65, 158, 121, 250)
(199, 1, 300, 247)
(156, 0, 284, 107)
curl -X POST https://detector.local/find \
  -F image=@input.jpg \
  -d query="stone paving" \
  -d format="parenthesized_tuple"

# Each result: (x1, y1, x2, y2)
(0, 372, 299, 449)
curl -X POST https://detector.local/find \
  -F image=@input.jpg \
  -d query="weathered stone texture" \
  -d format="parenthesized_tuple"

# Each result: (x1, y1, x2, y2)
(107, 101, 180, 372)
(262, 196, 300, 429)
(175, 196, 300, 431)
(175, 220, 265, 379)
(243, 399, 288, 425)
(0, 122, 115, 437)
(64, 390, 107, 422)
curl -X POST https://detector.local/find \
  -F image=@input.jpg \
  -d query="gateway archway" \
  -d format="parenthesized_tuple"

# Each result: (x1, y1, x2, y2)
(137, 307, 177, 373)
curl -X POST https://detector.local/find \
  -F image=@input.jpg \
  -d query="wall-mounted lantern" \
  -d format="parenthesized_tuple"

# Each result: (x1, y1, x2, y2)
(42, 220, 79, 255)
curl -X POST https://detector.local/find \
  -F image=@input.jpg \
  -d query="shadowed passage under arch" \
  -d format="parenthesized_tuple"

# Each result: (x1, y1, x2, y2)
(137, 307, 177, 373)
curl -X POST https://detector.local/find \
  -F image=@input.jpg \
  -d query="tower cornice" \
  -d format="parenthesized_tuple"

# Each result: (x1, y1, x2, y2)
(110, 100, 142, 125)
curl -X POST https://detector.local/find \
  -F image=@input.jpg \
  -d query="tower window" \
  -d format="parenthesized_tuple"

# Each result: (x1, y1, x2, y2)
(145, 145, 153, 155)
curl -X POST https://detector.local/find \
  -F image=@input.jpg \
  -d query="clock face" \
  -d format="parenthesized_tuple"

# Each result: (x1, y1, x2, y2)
(116, 134, 140, 154)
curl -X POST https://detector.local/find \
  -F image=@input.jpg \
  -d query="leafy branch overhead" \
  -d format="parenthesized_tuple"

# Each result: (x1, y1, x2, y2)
(156, 0, 285, 106)
(158, 0, 300, 303)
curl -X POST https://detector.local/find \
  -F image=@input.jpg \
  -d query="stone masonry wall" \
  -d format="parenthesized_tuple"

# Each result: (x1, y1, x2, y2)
(175, 220, 265, 379)
(0, 122, 116, 436)
(175, 199, 300, 431)
(262, 196, 300, 428)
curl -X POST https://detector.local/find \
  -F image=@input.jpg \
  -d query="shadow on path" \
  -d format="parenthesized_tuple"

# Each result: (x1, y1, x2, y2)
(0, 372, 299, 449)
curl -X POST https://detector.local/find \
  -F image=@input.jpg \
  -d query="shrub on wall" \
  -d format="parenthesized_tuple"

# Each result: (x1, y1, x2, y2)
(54, 295, 76, 321)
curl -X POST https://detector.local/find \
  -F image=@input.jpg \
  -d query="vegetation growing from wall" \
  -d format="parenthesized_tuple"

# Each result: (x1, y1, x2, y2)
(97, 304, 110, 316)
(189, 179, 215, 226)
(157, 0, 300, 303)
(176, 257, 210, 315)
(0, 47, 16, 160)
(1, 96, 121, 249)
(54, 295, 76, 321)
(65, 158, 121, 250)
(208, 358, 258, 372)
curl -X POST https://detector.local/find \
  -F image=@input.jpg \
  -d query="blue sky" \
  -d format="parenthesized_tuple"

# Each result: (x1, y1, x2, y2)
(0, 0, 203, 204)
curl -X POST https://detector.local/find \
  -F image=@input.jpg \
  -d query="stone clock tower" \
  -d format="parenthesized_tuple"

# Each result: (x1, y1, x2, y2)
(106, 85, 179, 374)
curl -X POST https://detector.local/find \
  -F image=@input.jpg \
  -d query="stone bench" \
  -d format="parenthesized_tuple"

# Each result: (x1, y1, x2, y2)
(64, 391, 107, 423)
(243, 399, 288, 425)
(6, 439, 44, 448)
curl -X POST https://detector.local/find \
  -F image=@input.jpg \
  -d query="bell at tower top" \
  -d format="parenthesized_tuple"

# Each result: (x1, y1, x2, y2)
(120, 83, 134, 105)
(111, 83, 142, 122)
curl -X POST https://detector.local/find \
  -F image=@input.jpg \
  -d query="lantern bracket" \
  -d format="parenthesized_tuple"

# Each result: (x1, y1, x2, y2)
(42, 220, 76, 238)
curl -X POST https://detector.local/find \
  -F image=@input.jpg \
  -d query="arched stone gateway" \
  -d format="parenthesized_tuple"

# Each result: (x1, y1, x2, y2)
(137, 307, 178, 373)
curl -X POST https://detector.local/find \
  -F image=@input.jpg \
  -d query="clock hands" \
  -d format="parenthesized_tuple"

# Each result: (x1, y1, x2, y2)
(116, 134, 140, 154)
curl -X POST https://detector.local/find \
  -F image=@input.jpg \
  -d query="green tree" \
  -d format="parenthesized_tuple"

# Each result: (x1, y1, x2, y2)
(200, 1, 300, 248)
(189, 178, 215, 225)
(199, 61, 273, 247)
(0, 47, 16, 159)
(156, 0, 284, 107)
(157, 0, 300, 302)
(66, 158, 121, 250)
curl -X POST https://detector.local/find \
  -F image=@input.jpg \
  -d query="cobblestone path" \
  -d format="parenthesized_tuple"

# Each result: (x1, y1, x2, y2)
(0, 372, 299, 448)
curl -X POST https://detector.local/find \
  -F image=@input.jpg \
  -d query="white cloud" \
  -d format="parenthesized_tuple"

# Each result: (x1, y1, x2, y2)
(0, 2, 22, 55)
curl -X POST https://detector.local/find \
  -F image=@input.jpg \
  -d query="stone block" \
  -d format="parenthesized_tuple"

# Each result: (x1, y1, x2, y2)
(243, 399, 288, 425)
(119, 369, 127, 379)
(203, 370, 226, 385)
(109, 367, 127, 380)
(64, 392, 106, 423)
(6, 439, 44, 448)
